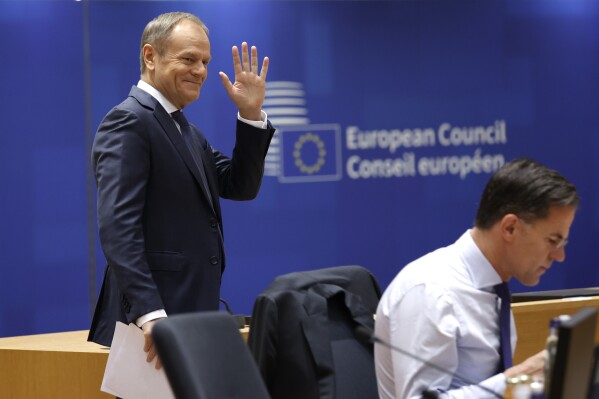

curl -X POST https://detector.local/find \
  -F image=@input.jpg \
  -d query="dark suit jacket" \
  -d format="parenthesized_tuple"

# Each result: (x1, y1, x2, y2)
(248, 266, 382, 399)
(89, 86, 274, 347)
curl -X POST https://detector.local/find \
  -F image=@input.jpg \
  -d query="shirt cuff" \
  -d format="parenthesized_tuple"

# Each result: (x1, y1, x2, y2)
(135, 309, 168, 327)
(479, 373, 508, 396)
(238, 110, 268, 129)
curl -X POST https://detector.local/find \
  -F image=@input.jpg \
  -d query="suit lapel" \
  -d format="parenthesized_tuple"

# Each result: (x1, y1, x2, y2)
(128, 86, 217, 214)
(158, 110, 215, 206)
(199, 144, 222, 219)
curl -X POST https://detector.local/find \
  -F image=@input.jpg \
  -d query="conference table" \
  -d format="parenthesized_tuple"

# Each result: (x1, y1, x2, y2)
(0, 326, 250, 398)
(0, 293, 598, 398)
(0, 330, 112, 398)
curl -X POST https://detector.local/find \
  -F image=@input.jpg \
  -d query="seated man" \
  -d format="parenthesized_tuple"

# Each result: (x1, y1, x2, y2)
(375, 158, 578, 398)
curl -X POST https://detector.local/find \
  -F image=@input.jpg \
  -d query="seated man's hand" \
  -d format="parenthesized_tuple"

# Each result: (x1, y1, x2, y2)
(504, 349, 547, 379)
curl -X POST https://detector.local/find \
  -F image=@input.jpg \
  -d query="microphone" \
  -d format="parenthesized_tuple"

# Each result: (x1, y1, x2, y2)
(355, 326, 503, 399)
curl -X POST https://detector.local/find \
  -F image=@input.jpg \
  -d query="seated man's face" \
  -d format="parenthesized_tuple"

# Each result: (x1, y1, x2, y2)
(508, 205, 576, 286)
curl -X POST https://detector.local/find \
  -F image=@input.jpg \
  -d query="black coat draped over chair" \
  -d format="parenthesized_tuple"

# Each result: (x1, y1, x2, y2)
(248, 265, 382, 399)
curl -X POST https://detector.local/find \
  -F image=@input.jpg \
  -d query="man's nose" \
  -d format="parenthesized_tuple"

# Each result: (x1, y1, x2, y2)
(551, 246, 566, 262)
(191, 62, 206, 76)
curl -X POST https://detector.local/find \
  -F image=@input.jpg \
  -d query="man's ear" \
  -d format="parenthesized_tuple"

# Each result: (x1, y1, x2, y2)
(142, 44, 156, 71)
(499, 214, 519, 243)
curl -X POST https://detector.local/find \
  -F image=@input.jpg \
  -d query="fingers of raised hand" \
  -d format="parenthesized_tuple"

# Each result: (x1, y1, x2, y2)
(251, 45, 258, 73)
(232, 42, 267, 78)
(232, 45, 242, 76)
(260, 56, 269, 80)
(241, 42, 250, 73)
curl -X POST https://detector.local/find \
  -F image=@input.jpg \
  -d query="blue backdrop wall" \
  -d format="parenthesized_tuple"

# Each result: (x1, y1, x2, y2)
(1, 0, 598, 338)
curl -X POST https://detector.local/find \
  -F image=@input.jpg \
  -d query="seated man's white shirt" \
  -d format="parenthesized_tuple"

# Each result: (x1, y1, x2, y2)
(375, 230, 514, 399)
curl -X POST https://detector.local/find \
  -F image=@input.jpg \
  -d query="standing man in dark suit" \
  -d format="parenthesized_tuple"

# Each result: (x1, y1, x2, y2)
(88, 11, 275, 368)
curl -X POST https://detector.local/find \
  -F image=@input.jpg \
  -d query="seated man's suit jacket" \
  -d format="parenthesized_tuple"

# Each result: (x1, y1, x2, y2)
(248, 265, 382, 399)
(89, 86, 275, 347)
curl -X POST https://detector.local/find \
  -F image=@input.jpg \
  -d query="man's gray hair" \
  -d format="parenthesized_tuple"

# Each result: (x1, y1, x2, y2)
(139, 12, 208, 74)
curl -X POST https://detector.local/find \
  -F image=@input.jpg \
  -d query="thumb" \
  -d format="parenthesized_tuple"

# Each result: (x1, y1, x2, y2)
(219, 71, 233, 93)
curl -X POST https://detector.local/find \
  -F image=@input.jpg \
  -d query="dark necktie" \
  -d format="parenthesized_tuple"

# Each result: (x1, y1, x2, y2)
(494, 282, 513, 371)
(171, 110, 212, 207)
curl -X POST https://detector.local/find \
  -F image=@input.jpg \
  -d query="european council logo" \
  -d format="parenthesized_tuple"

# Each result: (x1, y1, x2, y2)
(279, 124, 342, 183)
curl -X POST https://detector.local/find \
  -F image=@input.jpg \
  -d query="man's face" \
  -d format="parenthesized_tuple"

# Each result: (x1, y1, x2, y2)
(508, 206, 576, 286)
(150, 20, 211, 109)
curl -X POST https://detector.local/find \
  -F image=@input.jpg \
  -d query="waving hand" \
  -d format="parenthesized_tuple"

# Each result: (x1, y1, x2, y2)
(219, 42, 269, 121)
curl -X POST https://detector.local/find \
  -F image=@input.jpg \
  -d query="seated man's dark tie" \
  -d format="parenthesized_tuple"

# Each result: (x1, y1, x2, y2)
(171, 110, 212, 207)
(494, 282, 513, 371)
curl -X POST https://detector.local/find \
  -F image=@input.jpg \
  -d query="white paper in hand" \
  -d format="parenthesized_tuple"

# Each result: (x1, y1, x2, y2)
(101, 322, 174, 399)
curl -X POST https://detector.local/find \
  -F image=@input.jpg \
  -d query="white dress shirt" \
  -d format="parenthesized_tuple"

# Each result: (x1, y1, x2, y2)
(375, 230, 515, 399)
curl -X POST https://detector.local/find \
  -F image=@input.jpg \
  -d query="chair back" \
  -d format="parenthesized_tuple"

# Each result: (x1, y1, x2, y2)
(153, 311, 270, 399)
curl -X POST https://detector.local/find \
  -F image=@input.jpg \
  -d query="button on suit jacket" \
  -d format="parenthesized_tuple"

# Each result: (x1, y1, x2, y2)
(89, 86, 275, 347)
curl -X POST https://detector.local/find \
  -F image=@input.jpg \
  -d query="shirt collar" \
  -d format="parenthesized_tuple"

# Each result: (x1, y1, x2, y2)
(137, 80, 179, 114)
(456, 229, 504, 291)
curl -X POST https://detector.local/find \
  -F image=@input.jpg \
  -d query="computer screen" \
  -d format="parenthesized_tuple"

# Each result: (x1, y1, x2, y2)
(548, 307, 598, 399)
(588, 346, 599, 399)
